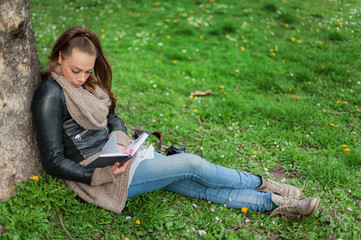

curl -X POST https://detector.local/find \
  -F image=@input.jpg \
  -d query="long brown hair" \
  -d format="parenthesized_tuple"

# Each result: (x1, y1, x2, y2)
(44, 26, 116, 114)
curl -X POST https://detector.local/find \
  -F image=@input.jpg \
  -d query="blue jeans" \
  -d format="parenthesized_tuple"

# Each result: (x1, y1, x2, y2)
(128, 153, 273, 212)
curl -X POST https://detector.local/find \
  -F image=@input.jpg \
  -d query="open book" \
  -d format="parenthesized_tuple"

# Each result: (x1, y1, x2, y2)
(85, 132, 149, 168)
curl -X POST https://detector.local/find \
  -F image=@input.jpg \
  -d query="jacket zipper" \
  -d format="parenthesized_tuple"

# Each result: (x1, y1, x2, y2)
(74, 130, 88, 141)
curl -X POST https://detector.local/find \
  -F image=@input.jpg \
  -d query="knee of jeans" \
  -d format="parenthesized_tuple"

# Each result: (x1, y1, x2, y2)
(180, 153, 208, 172)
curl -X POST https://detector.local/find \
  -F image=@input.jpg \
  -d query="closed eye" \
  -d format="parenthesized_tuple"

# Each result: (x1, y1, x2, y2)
(71, 70, 92, 74)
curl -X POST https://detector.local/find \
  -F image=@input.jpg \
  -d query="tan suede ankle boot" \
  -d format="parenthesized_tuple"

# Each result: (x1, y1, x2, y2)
(269, 194, 320, 217)
(256, 176, 302, 197)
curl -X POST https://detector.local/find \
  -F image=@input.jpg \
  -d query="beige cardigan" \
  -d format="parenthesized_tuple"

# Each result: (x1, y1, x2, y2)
(65, 130, 139, 214)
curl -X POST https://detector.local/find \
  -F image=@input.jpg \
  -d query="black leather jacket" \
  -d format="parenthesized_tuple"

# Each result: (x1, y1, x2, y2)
(32, 77, 127, 185)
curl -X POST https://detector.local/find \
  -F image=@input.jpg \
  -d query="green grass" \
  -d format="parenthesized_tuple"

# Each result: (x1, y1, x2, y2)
(1, 0, 361, 239)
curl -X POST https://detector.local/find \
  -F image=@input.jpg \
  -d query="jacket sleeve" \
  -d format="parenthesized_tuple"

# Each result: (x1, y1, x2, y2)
(32, 81, 95, 184)
(107, 114, 128, 134)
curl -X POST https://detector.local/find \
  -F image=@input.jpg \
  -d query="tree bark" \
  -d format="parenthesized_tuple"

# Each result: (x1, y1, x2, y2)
(0, 0, 42, 199)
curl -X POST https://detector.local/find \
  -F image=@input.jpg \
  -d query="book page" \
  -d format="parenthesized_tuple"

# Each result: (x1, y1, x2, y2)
(125, 132, 149, 156)
(99, 134, 123, 156)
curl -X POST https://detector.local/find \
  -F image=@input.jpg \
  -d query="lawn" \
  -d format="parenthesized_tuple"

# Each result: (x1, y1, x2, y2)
(1, 0, 361, 239)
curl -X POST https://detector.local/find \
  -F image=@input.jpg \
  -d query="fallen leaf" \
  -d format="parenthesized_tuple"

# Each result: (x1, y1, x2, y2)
(190, 90, 212, 97)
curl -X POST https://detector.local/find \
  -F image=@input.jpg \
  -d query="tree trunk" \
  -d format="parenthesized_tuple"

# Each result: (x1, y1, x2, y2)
(0, 0, 42, 199)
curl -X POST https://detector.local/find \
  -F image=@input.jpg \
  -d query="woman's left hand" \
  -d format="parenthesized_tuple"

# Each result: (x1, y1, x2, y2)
(110, 143, 129, 175)
(111, 160, 130, 176)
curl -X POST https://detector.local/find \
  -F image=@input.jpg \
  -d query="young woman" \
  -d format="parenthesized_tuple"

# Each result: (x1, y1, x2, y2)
(32, 26, 319, 217)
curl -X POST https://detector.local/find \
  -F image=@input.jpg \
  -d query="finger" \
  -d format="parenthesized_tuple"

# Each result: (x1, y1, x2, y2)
(113, 161, 129, 174)
(111, 162, 120, 171)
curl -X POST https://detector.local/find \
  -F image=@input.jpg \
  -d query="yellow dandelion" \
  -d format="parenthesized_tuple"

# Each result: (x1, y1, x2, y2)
(41, 39, 45, 43)
(342, 144, 347, 147)
(155, 1, 160, 6)
(338, 21, 342, 25)
(166, 35, 171, 39)
(193, 109, 198, 113)
(252, 151, 257, 155)
(165, 19, 170, 23)
(241, 207, 248, 213)
(344, 101, 348, 105)
(285, 24, 289, 28)
(70, 1, 74, 5)
(266, 25, 270, 28)
(270, 49, 274, 52)
(226, 34, 231, 38)
(224, 92, 227, 94)
(344, 148, 350, 152)
(327, 27, 330, 30)
(101, 29, 104, 32)
(173, 60, 177, 64)
(109, 9, 114, 13)
(199, 35, 204, 39)
(291, 37, 296, 41)
(188, 57, 192, 60)
(173, 19, 178, 23)
(318, 40, 324, 45)
(277, 103, 281, 106)
(101, 35, 105, 39)
(241, 35, 245, 39)
(330, 123, 335, 126)
(289, 88, 292, 91)
(316, 29, 320, 33)
(336, 99, 341, 103)
(307, 82, 311, 84)
(235, 69, 239, 73)
(135, 220, 141, 225)
(220, 85, 225, 89)
(272, 52, 276, 56)
(32, 176, 39, 181)
(357, 109, 360, 112)
(196, 128, 199, 131)
(125, 238, 130, 240)
(240, 46, 245, 51)
(298, 40, 302, 44)
(79, 13, 83, 17)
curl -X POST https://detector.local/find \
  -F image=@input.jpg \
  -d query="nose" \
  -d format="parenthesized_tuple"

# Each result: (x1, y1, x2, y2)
(79, 72, 87, 82)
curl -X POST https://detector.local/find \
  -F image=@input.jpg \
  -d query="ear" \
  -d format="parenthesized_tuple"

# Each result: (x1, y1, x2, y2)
(58, 51, 62, 64)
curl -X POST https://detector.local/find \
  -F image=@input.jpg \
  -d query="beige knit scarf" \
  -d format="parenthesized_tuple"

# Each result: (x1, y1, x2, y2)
(51, 66, 111, 130)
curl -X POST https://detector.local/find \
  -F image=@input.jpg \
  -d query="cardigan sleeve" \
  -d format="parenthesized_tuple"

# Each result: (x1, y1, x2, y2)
(32, 81, 95, 184)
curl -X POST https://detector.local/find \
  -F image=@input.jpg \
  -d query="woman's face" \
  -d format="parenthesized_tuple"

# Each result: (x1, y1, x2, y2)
(58, 48, 96, 87)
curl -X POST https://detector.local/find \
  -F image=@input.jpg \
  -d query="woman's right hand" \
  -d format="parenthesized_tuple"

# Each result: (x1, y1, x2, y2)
(110, 160, 130, 176)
